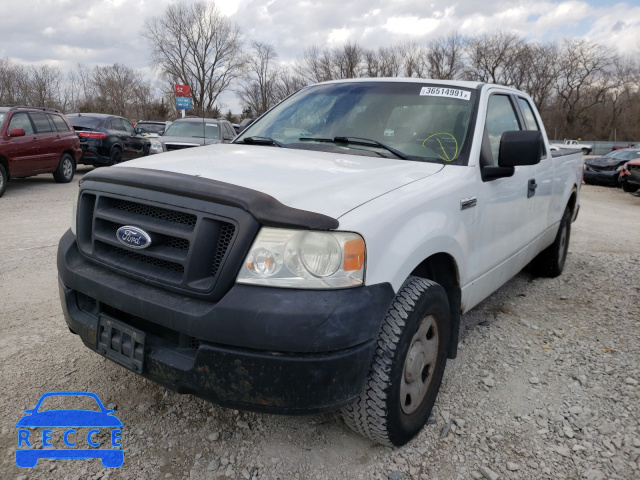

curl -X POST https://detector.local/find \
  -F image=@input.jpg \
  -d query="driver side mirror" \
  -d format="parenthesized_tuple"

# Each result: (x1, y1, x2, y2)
(498, 130, 543, 167)
(9, 128, 26, 137)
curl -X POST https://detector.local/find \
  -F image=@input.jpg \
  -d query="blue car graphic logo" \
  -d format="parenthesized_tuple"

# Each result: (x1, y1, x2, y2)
(15, 391, 123, 468)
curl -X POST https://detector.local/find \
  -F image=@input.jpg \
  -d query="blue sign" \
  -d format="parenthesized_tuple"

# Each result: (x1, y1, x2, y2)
(16, 391, 124, 468)
(176, 97, 191, 110)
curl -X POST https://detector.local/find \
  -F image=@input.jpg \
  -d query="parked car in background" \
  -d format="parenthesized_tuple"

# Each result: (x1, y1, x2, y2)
(550, 139, 593, 155)
(135, 120, 172, 137)
(612, 143, 639, 151)
(584, 148, 640, 186)
(156, 117, 236, 152)
(66, 113, 151, 166)
(618, 158, 640, 193)
(0, 106, 81, 197)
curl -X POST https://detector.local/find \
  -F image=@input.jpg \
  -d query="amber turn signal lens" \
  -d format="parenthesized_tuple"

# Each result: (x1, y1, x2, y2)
(343, 238, 365, 271)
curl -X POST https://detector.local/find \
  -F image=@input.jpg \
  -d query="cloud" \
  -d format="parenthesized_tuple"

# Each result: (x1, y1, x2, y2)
(1, 0, 639, 114)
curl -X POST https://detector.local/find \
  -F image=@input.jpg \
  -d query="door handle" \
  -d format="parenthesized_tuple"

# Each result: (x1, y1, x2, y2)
(527, 178, 537, 198)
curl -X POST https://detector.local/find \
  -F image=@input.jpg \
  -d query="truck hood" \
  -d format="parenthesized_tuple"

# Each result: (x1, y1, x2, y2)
(119, 144, 443, 219)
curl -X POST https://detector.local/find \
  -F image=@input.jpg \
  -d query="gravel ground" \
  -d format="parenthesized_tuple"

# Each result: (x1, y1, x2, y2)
(0, 168, 639, 480)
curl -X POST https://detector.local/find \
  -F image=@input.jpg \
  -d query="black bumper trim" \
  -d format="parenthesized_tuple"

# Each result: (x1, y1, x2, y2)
(58, 231, 395, 413)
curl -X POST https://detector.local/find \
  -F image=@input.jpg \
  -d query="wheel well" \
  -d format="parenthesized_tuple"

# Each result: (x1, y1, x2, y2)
(0, 155, 9, 180)
(62, 150, 76, 164)
(410, 253, 461, 359)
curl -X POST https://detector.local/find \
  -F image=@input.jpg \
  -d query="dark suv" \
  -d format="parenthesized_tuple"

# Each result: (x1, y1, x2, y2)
(66, 113, 151, 166)
(0, 106, 81, 198)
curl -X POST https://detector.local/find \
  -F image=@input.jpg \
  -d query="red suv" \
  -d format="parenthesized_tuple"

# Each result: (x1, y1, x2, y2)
(0, 106, 81, 198)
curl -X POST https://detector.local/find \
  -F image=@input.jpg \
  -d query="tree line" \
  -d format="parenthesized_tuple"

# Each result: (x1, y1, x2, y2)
(1, 0, 638, 141)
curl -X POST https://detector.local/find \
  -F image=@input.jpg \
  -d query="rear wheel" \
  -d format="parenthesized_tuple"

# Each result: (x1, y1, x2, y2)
(109, 148, 122, 166)
(529, 207, 571, 277)
(582, 148, 590, 155)
(0, 163, 7, 197)
(342, 277, 450, 446)
(53, 153, 75, 183)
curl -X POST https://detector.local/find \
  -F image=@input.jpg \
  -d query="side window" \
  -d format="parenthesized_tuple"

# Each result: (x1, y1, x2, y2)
(121, 119, 135, 134)
(109, 118, 124, 131)
(517, 98, 547, 159)
(29, 113, 55, 133)
(50, 114, 71, 132)
(485, 95, 521, 166)
(517, 98, 540, 131)
(8, 113, 35, 134)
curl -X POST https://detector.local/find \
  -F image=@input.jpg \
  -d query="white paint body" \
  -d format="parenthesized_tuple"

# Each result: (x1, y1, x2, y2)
(120, 80, 583, 313)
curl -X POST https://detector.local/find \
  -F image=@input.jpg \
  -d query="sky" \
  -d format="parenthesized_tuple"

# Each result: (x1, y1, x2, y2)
(1, 0, 639, 112)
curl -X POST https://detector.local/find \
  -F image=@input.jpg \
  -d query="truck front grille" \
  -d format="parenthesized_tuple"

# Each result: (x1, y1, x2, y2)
(77, 193, 238, 296)
(165, 143, 199, 151)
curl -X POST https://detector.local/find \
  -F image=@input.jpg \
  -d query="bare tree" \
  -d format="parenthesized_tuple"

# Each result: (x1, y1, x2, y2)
(0, 57, 30, 105)
(464, 31, 527, 85)
(553, 39, 612, 136)
(236, 41, 280, 117)
(398, 42, 426, 77)
(142, 1, 247, 115)
(426, 33, 465, 80)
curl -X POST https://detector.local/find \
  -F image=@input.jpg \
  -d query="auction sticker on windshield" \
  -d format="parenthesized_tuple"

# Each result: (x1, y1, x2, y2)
(419, 87, 471, 101)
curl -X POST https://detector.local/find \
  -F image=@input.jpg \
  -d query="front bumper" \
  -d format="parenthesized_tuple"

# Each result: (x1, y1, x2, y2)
(584, 169, 619, 185)
(57, 230, 395, 414)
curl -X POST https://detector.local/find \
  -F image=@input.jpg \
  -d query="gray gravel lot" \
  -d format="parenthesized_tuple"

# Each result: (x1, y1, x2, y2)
(0, 168, 639, 480)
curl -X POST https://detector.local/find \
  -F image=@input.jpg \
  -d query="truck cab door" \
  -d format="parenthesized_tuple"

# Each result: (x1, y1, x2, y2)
(465, 93, 538, 307)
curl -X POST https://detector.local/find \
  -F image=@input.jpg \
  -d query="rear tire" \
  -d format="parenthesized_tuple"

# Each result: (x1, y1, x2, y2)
(109, 148, 122, 166)
(341, 277, 450, 446)
(0, 163, 7, 197)
(622, 182, 639, 193)
(53, 153, 75, 183)
(529, 207, 571, 277)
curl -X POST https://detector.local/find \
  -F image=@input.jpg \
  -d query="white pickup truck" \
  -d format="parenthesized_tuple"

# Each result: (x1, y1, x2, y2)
(550, 139, 593, 154)
(57, 79, 583, 447)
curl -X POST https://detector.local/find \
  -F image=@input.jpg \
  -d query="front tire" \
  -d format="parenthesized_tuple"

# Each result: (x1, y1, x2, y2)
(342, 277, 450, 446)
(53, 153, 75, 183)
(622, 182, 639, 193)
(0, 163, 7, 197)
(529, 207, 571, 277)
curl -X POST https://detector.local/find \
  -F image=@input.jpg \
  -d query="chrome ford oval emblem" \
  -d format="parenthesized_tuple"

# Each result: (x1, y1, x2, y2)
(116, 226, 152, 250)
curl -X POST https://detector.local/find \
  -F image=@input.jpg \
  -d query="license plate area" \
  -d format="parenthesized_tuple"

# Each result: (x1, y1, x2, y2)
(98, 316, 145, 373)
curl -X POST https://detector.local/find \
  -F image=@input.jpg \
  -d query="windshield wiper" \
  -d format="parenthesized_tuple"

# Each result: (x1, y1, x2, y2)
(239, 136, 285, 148)
(299, 136, 410, 160)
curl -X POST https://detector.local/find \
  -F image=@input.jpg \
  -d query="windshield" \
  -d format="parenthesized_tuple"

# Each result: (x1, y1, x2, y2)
(605, 150, 640, 161)
(137, 123, 166, 134)
(164, 121, 220, 139)
(67, 115, 103, 129)
(235, 82, 476, 164)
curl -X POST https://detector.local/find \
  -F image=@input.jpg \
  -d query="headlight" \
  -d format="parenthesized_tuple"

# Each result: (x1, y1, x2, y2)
(150, 139, 163, 153)
(70, 199, 78, 236)
(237, 228, 365, 288)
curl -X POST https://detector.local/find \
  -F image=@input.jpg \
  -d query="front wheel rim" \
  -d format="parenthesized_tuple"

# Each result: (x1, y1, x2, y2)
(63, 159, 72, 178)
(400, 315, 439, 415)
